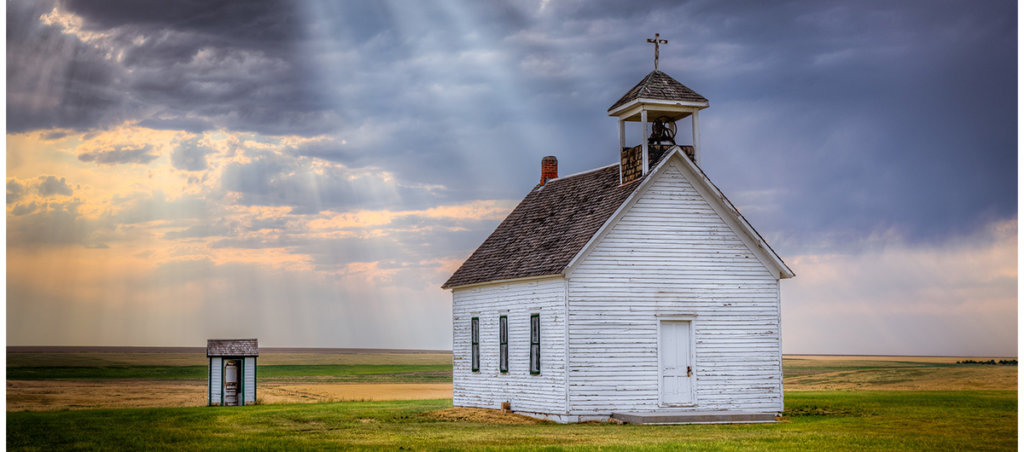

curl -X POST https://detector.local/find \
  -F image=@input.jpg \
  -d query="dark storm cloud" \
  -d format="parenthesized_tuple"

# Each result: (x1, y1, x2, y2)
(7, 0, 334, 135)
(61, 0, 304, 46)
(78, 144, 158, 165)
(7, 0, 1016, 252)
(37, 176, 74, 197)
(7, 0, 128, 132)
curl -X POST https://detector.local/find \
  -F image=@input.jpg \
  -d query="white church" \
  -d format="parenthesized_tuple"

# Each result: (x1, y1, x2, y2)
(442, 39, 794, 424)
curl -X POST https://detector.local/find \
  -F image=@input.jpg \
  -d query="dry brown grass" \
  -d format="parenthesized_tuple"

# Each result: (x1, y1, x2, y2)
(423, 407, 548, 424)
(6, 380, 207, 411)
(7, 381, 451, 412)
(786, 355, 1014, 364)
(783, 356, 1017, 391)
(259, 383, 451, 404)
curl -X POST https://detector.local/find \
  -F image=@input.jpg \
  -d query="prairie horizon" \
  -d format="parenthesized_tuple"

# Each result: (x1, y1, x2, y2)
(7, 346, 1017, 360)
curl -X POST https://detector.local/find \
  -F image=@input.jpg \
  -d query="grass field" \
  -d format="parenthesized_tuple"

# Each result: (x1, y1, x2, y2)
(7, 392, 1016, 451)
(6, 350, 1018, 450)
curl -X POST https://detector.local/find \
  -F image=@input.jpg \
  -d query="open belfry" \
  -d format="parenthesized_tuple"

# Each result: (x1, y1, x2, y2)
(444, 35, 793, 424)
(611, 33, 709, 182)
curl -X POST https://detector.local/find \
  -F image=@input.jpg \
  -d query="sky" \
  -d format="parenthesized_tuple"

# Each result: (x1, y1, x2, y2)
(5, 0, 1017, 355)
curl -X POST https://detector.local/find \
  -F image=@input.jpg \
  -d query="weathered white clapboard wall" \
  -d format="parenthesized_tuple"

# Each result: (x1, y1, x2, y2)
(209, 357, 222, 405)
(244, 357, 257, 404)
(452, 277, 567, 415)
(565, 157, 783, 414)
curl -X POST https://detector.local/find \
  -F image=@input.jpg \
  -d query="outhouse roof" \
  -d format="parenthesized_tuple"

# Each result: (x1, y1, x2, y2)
(207, 338, 259, 357)
(607, 70, 708, 113)
(442, 163, 643, 289)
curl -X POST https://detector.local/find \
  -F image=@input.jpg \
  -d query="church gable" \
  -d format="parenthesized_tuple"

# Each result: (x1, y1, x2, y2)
(566, 150, 789, 279)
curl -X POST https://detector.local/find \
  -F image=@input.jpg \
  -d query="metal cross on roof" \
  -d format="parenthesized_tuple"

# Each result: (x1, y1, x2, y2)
(646, 33, 668, 71)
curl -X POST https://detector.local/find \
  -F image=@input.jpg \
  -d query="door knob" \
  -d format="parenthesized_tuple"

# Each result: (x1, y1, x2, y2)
(687, 366, 692, 377)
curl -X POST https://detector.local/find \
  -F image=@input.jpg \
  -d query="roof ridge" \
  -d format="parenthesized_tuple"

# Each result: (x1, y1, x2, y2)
(543, 162, 618, 185)
(640, 70, 657, 95)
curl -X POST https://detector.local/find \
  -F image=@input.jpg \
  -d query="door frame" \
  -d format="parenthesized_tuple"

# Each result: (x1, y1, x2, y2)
(221, 357, 243, 406)
(656, 315, 697, 407)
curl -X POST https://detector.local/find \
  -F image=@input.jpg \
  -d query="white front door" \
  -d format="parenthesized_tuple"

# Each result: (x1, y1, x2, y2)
(660, 321, 694, 405)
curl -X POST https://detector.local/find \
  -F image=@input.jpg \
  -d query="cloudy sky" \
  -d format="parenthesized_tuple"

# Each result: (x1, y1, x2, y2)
(6, 0, 1016, 355)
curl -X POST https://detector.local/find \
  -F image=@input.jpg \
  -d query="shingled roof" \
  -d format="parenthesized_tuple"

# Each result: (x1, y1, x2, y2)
(442, 164, 642, 289)
(608, 70, 708, 112)
(207, 339, 259, 357)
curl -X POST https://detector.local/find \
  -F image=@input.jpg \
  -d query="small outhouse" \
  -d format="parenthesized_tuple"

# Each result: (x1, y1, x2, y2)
(207, 338, 258, 406)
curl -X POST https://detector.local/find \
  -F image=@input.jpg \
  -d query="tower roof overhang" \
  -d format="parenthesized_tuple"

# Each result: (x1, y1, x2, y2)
(607, 98, 709, 122)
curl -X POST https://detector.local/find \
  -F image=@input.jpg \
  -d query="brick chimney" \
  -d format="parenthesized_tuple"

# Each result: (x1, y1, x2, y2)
(540, 156, 558, 185)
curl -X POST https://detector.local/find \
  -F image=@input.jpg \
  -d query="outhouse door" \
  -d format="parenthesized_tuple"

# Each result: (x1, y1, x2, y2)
(224, 360, 240, 406)
(659, 320, 694, 405)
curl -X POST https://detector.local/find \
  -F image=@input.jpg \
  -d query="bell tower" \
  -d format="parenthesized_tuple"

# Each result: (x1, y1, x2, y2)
(608, 34, 709, 183)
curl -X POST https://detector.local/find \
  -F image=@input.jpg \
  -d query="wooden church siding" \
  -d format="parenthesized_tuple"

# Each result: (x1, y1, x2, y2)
(566, 159, 783, 414)
(452, 276, 567, 415)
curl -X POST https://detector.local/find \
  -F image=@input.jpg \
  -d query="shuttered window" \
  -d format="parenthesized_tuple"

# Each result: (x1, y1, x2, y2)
(499, 315, 508, 373)
(530, 314, 540, 375)
(471, 317, 479, 372)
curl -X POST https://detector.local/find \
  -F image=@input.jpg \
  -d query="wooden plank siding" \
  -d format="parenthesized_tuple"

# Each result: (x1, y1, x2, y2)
(243, 356, 256, 404)
(209, 357, 222, 405)
(566, 159, 783, 415)
(451, 277, 567, 415)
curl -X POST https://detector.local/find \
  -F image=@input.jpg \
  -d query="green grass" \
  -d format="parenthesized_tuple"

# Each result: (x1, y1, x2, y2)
(7, 391, 1016, 451)
(6, 364, 452, 383)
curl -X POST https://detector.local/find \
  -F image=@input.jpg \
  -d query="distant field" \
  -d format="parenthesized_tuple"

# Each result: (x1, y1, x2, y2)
(6, 349, 452, 367)
(783, 356, 1017, 391)
(6, 350, 1017, 412)
(7, 348, 454, 411)
(8, 392, 1017, 451)
(7, 364, 451, 381)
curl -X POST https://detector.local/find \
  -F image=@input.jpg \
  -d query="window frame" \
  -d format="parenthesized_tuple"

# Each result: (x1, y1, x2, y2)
(530, 313, 540, 375)
(499, 315, 508, 373)
(471, 317, 480, 372)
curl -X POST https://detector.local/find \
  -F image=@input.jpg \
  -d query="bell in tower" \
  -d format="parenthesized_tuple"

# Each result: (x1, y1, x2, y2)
(608, 33, 709, 184)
